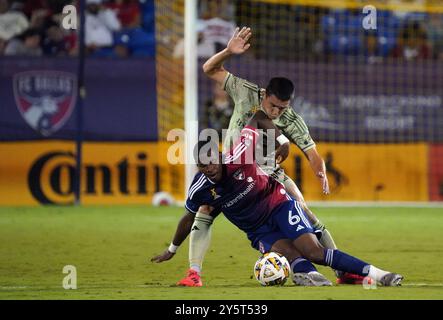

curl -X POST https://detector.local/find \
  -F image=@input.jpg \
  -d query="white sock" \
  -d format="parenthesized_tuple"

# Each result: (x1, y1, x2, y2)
(189, 212, 213, 274)
(190, 265, 201, 274)
(368, 265, 389, 282)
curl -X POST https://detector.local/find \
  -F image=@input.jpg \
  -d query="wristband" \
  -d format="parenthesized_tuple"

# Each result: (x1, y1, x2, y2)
(168, 243, 179, 253)
(277, 134, 289, 145)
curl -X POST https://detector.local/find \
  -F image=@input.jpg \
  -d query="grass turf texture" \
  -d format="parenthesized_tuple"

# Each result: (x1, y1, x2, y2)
(0, 206, 442, 300)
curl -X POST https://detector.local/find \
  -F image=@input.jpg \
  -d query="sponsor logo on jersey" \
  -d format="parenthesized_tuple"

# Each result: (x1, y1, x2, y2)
(13, 71, 77, 136)
(242, 133, 253, 147)
(222, 181, 256, 208)
(250, 105, 260, 113)
(210, 188, 221, 200)
(233, 169, 245, 180)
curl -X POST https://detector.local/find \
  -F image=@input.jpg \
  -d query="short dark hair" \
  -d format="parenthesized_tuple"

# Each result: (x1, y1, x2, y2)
(265, 77, 294, 101)
(193, 139, 219, 165)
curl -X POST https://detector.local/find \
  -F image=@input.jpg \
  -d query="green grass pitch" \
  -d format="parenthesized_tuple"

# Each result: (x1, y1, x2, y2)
(0, 205, 442, 300)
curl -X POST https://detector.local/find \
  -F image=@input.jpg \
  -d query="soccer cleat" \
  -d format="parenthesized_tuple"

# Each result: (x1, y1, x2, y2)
(379, 273, 403, 286)
(177, 269, 203, 287)
(336, 272, 366, 285)
(293, 271, 332, 286)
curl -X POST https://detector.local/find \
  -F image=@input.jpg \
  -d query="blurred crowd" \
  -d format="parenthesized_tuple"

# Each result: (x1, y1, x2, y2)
(0, 0, 443, 62)
(0, 0, 441, 61)
(195, 0, 443, 133)
(193, 0, 443, 62)
(234, 1, 443, 62)
(0, 0, 155, 57)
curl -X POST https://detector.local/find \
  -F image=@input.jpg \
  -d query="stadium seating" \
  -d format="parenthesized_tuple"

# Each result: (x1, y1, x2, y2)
(321, 9, 410, 56)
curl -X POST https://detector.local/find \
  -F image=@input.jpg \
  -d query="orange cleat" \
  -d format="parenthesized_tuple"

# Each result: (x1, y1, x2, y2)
(177, 269, 203, 287)
(336, 272, 367, 285)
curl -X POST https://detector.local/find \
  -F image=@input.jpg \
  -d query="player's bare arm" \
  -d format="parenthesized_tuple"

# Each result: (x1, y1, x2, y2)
(150, 209, 194, 263)
(304, 147, 330, 195)
(202, 26, 252, 85)
(275, 142, 290, 164)
(248, 110, 290, 163)
(151, 205, 215, 263)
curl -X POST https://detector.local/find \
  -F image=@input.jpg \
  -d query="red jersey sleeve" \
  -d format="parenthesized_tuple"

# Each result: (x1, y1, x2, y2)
(224, 125, 259, 167)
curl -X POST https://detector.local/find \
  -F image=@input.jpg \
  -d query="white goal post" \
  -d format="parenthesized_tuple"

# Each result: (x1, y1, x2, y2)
(184, 0, 199, 195)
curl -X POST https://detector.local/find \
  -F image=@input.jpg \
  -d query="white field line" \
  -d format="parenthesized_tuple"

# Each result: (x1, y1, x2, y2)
(172, 201, 443, 208)
(2, 283, 443, 290)
(0, 285, 166, 291)
(306, 201, 443, 208)
(298, 201, 443, 212)
(401, 283, 443, 287)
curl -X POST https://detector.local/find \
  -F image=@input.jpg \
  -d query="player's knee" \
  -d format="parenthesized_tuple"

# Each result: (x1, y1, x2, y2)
(198, 205, 212, 215)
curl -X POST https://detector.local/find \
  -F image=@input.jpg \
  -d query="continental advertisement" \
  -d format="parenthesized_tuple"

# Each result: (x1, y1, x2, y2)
(281, 143, 430, 202)
(0, 141, 184, 206)
(0, 141, 436, 205)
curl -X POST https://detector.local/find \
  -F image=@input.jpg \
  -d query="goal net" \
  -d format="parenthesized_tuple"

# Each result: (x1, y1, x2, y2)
(157, 0, 443, 202)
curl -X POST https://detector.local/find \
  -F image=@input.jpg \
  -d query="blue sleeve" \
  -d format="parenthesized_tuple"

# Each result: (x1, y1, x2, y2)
(185, 172, 222, 215)
(185, 173, 207, 213)
(185, 197, 201, 214)
(185, 197, 222, 216)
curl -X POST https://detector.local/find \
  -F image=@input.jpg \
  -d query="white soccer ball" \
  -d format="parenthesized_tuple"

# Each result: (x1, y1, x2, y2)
(152, 191, 175, 206)
(254, 252, 291, 286)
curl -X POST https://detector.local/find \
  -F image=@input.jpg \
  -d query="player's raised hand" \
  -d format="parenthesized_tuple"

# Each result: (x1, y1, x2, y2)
(151, 249, 175, 263)
(227, 27, 252, 55)
(317, 172, 330, 195)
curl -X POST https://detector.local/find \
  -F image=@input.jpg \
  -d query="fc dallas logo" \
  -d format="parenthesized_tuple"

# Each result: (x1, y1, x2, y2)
(233, 169, 245, 180)
(13, 71, 77, 136)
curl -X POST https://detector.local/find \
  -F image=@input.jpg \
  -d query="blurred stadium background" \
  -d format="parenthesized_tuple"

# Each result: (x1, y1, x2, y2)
(1, 0, 442, 206)
(1, 0, 443, 300)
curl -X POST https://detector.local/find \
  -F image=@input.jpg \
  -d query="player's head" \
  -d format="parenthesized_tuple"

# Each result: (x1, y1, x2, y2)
(86, 0, 102, 14)
(262, 77, 294, 119)
(194, 139, 223, 182)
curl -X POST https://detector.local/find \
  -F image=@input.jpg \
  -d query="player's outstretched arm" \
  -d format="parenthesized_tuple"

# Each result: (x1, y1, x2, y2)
(150, 210, 195, 263)
(304, 147, 330, 195)
(151, 206, 219, 263)
(202, 26, 252, 86)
